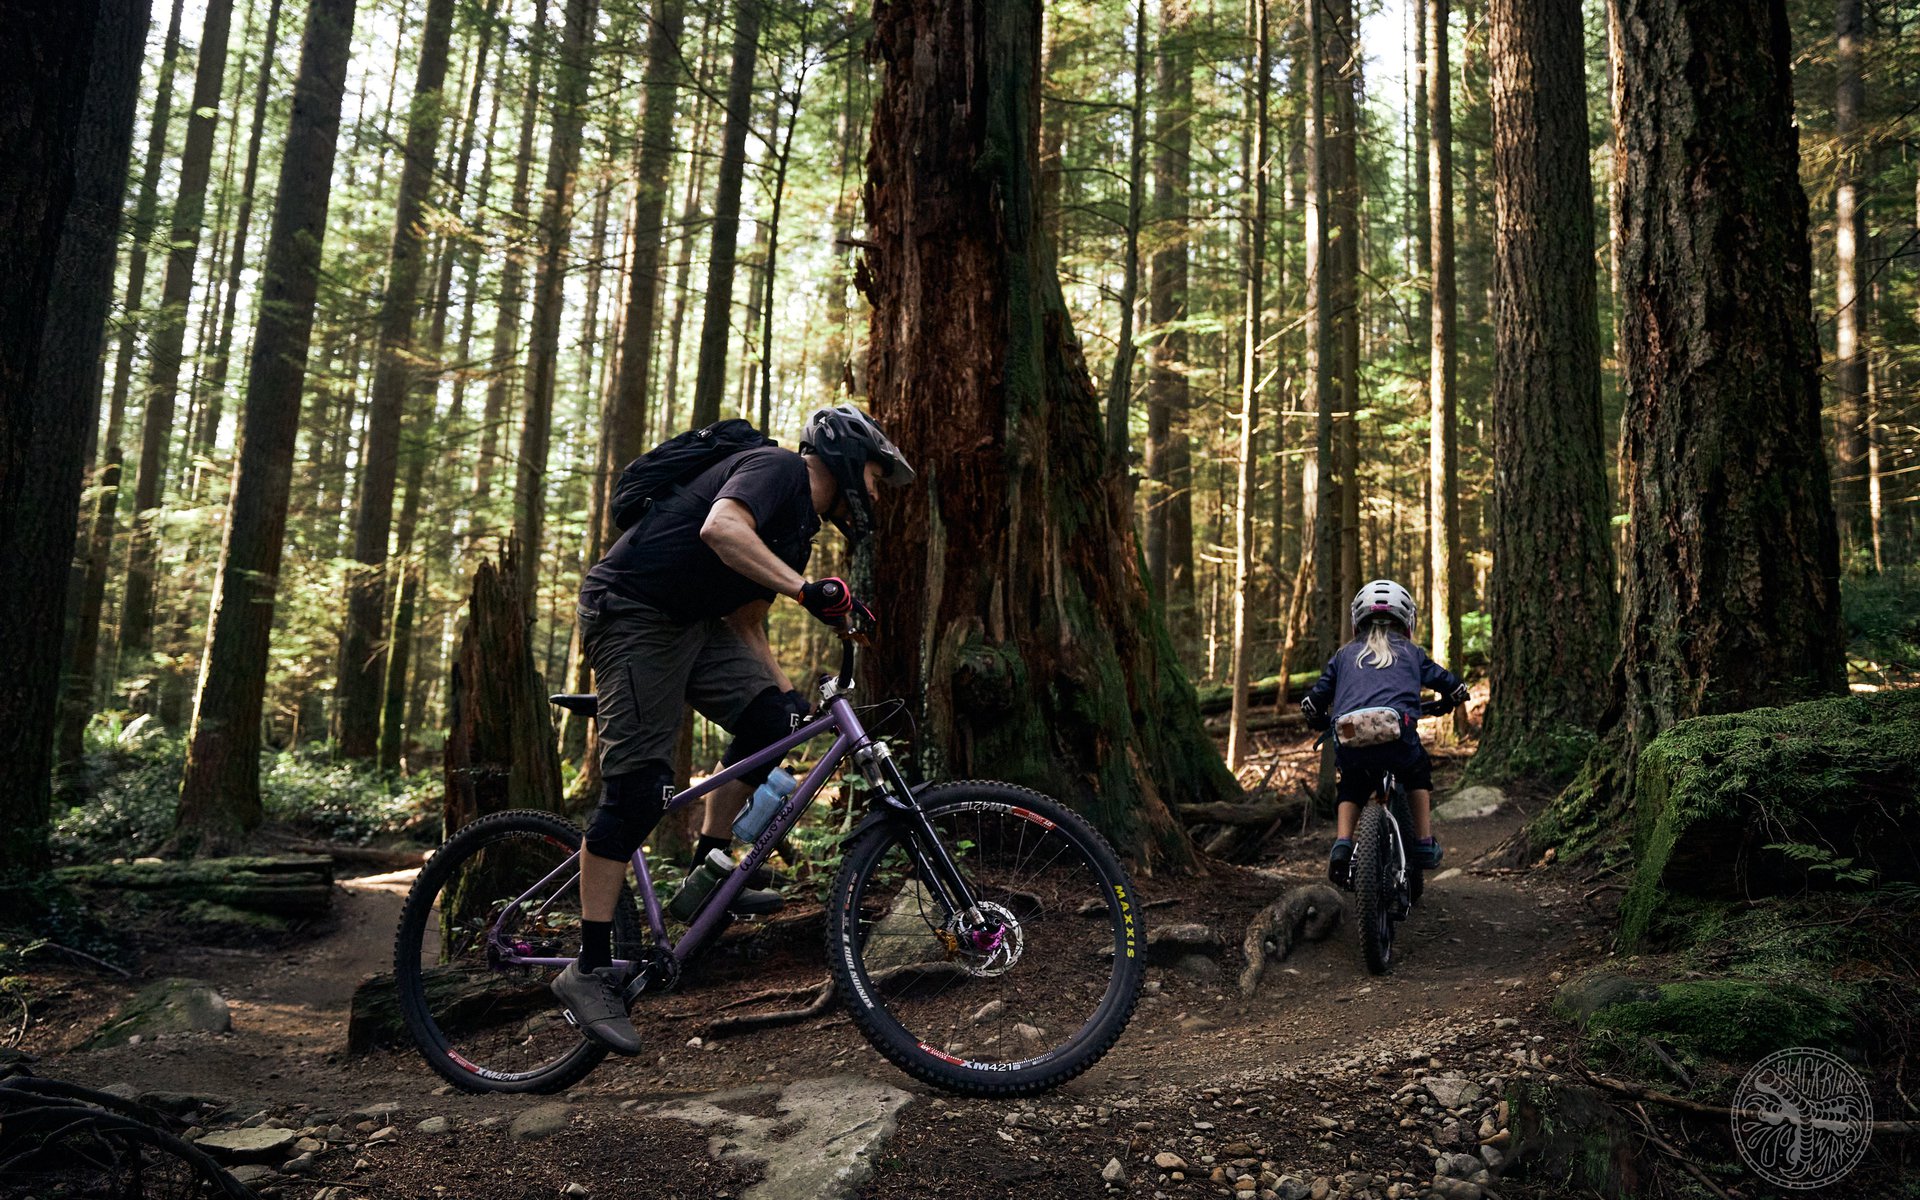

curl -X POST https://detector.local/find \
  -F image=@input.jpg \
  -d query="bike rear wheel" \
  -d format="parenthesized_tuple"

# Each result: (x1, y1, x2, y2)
(394, 809, 647, 1093)
(827, 783, 1144, 1097)
(1353, 803, 1399, 975)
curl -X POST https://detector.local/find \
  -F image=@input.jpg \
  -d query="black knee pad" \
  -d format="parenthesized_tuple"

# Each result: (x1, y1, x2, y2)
(721, 687, 810, 787)
(584, 763, 673, 862)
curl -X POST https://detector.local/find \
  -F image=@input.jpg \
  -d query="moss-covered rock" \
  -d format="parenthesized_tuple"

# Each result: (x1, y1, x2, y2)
(1583, 978, 1857, 1062)
(1505, 1078, 1642, 1197)
(88, 978, 231, 1048)
(1619, 689, 1920, 946)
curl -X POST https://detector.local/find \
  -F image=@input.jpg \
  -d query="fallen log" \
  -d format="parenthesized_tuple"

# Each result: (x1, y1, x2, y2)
(258, 838, 427, 870)
(1202, 710, 1307, 735)
(704, 962, 970, 1039)
(55, 856, 334, 919)
(1239, 883, 1344, 996)
(1195, 671, 1320, 716)
(1177, 796, 1301, 827)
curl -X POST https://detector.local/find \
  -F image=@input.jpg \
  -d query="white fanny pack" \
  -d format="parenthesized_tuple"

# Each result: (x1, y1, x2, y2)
(1334, 706, 1404, 748)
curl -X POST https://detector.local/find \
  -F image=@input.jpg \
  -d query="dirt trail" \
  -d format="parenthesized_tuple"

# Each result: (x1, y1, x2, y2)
(29, 794, 1609, 1199)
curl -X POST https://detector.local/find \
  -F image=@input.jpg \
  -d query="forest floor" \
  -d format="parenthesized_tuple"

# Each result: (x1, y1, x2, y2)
(14, 731, 1885, 1199)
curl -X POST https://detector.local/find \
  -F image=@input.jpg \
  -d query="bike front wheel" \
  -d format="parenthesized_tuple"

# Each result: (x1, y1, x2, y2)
(393, 809, 647, 1094)
(1353, 802, 1400, 974)
(827, 782, 1144, 1097)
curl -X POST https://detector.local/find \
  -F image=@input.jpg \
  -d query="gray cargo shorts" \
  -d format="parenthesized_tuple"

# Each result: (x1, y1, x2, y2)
(578, 589, 786, 778)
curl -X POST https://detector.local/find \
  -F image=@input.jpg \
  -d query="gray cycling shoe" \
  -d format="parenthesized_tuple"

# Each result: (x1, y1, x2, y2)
(551, 963, 643, 1056)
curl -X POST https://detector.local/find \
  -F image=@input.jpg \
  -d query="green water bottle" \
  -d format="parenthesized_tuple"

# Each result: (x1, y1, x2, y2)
(666, 848, 734, 922)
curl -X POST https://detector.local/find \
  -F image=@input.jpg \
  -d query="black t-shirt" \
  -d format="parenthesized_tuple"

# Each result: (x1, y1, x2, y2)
(581, 446, 819, 622)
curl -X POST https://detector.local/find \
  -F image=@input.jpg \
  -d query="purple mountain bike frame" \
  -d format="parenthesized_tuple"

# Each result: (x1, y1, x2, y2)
(490, 694, 872, 974)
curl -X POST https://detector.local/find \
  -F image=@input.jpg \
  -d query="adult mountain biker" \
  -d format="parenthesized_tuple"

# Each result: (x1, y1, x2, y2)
(551, 405, 914, 1054)
(1298, 580, 1469, 890)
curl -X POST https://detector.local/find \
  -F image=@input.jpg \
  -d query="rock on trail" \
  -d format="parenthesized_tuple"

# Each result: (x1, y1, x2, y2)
(651, 1074, 913, 1200)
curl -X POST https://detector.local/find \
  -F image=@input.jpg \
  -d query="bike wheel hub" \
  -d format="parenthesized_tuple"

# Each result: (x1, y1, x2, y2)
(945, 901, 1023, 977)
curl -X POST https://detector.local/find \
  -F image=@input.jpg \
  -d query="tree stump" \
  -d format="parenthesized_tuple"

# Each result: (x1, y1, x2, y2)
(443, 547, 563, 838)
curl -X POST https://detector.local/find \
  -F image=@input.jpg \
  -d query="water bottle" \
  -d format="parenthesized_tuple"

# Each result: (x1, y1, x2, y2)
(666, 848, 735, 922)
(732, 767, 799, 844)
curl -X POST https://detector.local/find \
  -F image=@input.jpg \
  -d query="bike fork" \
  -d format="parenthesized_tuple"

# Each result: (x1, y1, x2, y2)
(873, 752, 984, 925)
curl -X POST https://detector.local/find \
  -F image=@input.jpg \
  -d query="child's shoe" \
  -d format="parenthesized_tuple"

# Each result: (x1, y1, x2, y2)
(1414, 836, 1443, 869)
(1328, 837, 1354, 888)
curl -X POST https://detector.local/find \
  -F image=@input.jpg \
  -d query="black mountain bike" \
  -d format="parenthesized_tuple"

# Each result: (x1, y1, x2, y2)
(1349, 700, 1443, 975)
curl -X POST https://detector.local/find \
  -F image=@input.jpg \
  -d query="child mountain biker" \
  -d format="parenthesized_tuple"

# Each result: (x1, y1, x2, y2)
(1298, 580, 1469, 889)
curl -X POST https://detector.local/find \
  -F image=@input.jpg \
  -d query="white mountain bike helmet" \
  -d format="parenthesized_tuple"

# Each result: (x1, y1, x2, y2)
(1350, 579, 1416, 635)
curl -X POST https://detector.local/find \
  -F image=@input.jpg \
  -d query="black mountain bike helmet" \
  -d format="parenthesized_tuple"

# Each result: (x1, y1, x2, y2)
(799, 405, 915, 540)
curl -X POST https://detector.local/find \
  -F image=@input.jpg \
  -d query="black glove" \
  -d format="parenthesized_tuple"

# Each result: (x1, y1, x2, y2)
(1300, 694, 1330, 731)
(798, 577, 872, 628)
(1450, 683, 1470, 710)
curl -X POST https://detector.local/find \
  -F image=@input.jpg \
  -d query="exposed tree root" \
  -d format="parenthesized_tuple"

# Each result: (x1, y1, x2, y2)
(1239, 883, 1344, 996)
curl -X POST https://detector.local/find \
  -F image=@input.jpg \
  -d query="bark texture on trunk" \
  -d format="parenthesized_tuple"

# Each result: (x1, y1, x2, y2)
(511, 0, 599, 600)
(1227, 0, 1270, 770)
(444, 549, 563, 835)
(0, 0, 148, 876)
(1304, 0, 1336, 664)
(690, 0, 763, 427)
(1534, 0, 1845, 852)
(1474, 0, 1616, 783)
(178, 0, 357, 852)
(337, 0, 457, 759)
(860, 0, 1236, 867)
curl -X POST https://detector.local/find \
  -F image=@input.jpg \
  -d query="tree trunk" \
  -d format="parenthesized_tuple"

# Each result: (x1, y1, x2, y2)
(690, 0, 762, 428)
(177, 0, 358, 852)
(1144, 0, 1193, 639)
(120, 0, 236, 684)
(60, 0, 187, 768)
(1331, 0, 1361, 605)
(511, 0, 598, 601)
(860, 0, 1237, 868)
(444, 549, 563, 835)
(1533, 0, 1846, 853)
(1831, 0, 1869, 564)
(1104, 0, 1148, 475)
(1426, 0, 1460, 679)
(336, 0, 457, 759)
(1227, 0, 1270, 770)
(0, 0, 148, 877)
(198, 0, 286, 456)
(1474, 0, 1615, 784)
(1304, 0, 1337, 663)
(477, 0, 551, 504)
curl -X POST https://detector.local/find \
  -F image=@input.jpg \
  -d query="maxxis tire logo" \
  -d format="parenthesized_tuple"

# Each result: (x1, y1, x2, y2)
(1731, 1047, 1872, 1190)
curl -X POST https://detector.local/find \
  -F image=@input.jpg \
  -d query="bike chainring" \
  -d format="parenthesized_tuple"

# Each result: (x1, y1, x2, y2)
(621, 946, 681, 1004)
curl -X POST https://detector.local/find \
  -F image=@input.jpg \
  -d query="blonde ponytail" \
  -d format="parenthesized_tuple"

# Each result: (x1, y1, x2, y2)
(1359, 619, 1397, 669)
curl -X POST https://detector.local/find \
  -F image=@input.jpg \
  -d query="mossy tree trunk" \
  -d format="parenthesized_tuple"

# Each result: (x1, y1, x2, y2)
(1473, 0, 1615, 784)
(859, 0, 1238, 869)
(1143, 0, 1195, 651)
(1532, 0, 1845, 853)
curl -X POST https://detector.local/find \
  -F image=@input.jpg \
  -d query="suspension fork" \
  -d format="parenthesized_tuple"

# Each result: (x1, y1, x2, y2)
(867, 748, 984, 925)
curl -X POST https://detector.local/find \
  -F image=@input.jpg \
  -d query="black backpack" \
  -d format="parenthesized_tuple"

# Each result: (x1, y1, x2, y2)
(609, 418, 775, 531)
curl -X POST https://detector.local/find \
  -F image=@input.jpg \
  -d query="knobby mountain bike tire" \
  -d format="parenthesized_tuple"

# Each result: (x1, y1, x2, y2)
(1353, 803, 1397, 975)
(394, 809, 645, 1094)
(827, 782, 1144, 1097)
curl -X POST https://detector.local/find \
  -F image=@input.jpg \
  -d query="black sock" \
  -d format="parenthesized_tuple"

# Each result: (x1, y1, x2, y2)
(692, 834, 731, 869)
(579, 919, 613, 973)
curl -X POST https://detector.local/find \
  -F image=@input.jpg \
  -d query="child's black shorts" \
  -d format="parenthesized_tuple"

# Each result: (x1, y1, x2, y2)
(1335, 740, 1433, 805)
